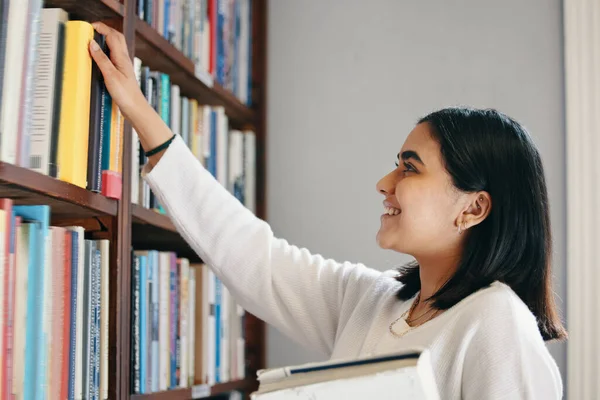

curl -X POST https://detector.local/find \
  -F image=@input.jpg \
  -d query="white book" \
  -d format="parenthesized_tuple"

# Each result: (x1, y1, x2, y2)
(237, 304, 245, 380)
(251, 349, 440, 400)
(215, 107, 229, 187)
(207, 269, 216, 385)
(181, 97, 189, 147)
(179, 258, 190, 388)
(159, 252, 170, 390)
(200, 264, 210, 384)
(201, 105, 211, 165)
(194, 103, 204, 163)
(0, 0, 29, 164)
(67, 226, 85, 400)
(95, 240, 110, 399)
(228, 131, 243, 196)
(170, 85, 181, 136)
(13, 223, 31, 398)
(132, 57, 142, 204)
(220, 286, 230, 382)
(30, 8, 68, 175)
(243, 132, 256, 213)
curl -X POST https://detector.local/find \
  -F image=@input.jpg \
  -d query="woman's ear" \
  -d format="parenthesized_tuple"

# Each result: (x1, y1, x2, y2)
(456, 192, 492, 231)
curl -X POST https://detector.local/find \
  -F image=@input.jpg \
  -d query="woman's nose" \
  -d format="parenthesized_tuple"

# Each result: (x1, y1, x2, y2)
(376, 171, 396, 196)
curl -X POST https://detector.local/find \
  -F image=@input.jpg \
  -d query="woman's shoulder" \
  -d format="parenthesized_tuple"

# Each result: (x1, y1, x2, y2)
(454, 281, 539, 333)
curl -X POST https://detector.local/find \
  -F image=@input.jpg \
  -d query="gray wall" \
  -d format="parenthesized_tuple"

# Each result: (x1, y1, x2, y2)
(265, 0, 567, 390)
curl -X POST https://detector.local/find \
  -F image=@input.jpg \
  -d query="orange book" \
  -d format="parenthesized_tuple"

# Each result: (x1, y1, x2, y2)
(61, 231, 72, 400)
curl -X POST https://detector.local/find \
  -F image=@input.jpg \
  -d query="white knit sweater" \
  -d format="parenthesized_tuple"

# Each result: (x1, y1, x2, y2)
(143, 136, 563, 399)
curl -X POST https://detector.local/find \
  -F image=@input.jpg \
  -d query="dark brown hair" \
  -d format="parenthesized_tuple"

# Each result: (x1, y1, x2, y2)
(396, 107, 567, 341)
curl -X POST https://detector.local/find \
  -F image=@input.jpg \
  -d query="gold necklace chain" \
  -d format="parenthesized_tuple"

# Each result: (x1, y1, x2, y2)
(389, 293, 439, 338)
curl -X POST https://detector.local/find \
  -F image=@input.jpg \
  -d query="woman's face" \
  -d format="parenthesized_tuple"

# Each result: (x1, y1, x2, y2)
(376, 123, 466, 257)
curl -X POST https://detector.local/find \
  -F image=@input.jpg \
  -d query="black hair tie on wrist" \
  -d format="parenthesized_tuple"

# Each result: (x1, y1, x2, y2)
(145, 134, 176, 157)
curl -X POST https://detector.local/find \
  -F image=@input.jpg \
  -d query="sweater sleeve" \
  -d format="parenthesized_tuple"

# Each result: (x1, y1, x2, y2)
(461, 291, 563, 400)
(142, 136, 383, 356)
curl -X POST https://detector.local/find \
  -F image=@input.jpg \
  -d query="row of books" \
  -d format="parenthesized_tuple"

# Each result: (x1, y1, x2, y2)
(136, 0, 253, 105)
(130, 256, 246, 394)
(131, 59, 256, 214)
(0, 6, 125, 197)
(0, 200, 110, 400)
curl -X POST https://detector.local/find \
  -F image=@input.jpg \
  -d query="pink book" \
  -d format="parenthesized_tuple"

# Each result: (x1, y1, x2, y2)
(0, 199, 13, 399)
(49, 227, 66, 400)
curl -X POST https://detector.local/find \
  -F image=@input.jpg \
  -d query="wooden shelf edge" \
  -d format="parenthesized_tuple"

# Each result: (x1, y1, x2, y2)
(130, 378, 256, 400)
(131, 203, 177, 232)
(44, 0, 125, 20)
(0, 162, 118, 216)
(134, 18, 255, 127)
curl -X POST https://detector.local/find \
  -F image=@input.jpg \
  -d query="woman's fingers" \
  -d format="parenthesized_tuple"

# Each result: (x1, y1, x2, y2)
(91, 21, 135, 80)
(89, 39, 118, 79)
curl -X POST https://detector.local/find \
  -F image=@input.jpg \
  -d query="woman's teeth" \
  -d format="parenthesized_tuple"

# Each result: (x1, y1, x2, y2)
(384, 207, 401, 216)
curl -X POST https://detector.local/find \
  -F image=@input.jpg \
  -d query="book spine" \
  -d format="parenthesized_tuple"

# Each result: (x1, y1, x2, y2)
(67, 230, 79, 400)
(170, 254, 177, 388)
(61, 231, 72, 400)
(0, 0, 11, 134)
(30, 9, 67, 176)
(131, 256, 141, 394)
(17, 0, 43, 168)
(57, 21, 94, 188)
(87, 32, 106, 192)
(139, 256, 147, 393)
(151, 252, 159, 392)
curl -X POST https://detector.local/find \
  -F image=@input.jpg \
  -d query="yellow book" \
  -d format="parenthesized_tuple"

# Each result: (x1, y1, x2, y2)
(57, 21, 94, 188)
(189, 99, 198, 157)
(109, 100, 124, 173)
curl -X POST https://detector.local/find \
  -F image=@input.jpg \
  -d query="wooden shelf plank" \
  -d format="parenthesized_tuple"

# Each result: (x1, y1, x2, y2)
(0, 162, 117, 218)
(134, 18, 255, 128)
(131, 203, 177, 232)
(131, 204, 200, 261)
(44, 0, 124, 20)
(130, 379, 255, 400)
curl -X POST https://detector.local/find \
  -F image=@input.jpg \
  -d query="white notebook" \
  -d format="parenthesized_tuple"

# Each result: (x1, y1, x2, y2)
(250, 348, 439, 400)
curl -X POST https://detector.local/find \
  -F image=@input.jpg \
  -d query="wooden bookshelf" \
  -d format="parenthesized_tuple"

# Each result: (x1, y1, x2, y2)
(0, 161, 117, 218)
(131, 204, 200, 262)
(44, 0, 125, 19)
(3, 0, 268, 398)
(134, 18, 255, 127)
(130, 379, 255, 400)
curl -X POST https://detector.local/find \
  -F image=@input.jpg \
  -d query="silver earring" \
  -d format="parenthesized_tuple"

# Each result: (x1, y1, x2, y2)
(458, 222, 463, 235)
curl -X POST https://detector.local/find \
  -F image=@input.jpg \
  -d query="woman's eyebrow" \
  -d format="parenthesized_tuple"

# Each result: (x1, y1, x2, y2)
(397, 150, 425, 166)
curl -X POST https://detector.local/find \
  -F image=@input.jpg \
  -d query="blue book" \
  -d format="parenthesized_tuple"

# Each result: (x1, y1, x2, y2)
(93, 248, 101, 400)
(164, 0, 170, 40)
(139, 255, 148, 393)
(150, 251, 160, 392)
(68, 230, 80, 400)
(14, 205, 50, 400)
(208, 110, 217, 177)
(217, 0, 226, 85)
(100, 90, 112, 172)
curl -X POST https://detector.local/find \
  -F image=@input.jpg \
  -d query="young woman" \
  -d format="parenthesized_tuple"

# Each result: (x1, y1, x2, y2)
(89, 22, 566, 399)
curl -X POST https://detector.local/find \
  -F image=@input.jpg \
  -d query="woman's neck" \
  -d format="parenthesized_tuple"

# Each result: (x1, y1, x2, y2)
(416, 253, 460, 301)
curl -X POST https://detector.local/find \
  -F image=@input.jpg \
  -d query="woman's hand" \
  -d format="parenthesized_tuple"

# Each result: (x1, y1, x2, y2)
(89, 21, 173, 164)
(88, 22, 147, 123)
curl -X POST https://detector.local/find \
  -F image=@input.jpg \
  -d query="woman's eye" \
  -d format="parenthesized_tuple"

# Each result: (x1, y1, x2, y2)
(402, 162, 416, 174)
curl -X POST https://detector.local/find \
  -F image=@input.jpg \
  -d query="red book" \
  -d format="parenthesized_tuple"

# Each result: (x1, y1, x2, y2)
(101, 170, 122, 199)
(0, 199, 13, 399)
(60, 231, 72, 400)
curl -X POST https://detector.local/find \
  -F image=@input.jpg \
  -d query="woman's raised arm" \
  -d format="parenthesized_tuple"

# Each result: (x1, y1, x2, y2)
(89, 23, 384, 355)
